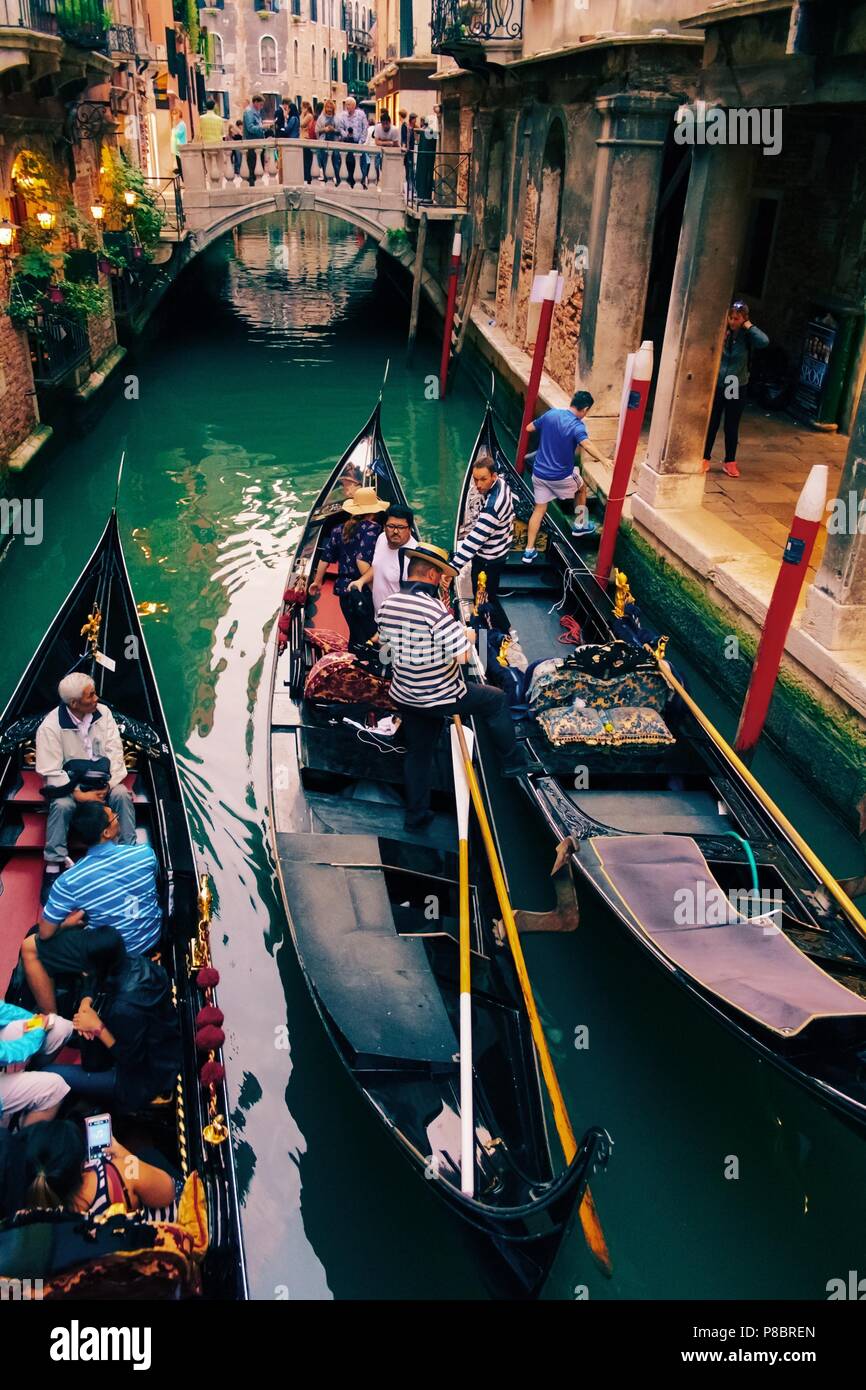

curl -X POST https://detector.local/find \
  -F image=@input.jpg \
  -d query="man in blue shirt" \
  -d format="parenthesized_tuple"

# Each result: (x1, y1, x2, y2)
(242, 93, 272, 186)
(521, 390, 610, 563)
(21, 801, 162, 1012)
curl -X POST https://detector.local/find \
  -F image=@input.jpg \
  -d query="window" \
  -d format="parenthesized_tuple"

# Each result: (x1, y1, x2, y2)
(322, 46, 327, 78)
(207, 89, 230, 117)
(331, 53, 337, 80)
(260, 34, 277, 73)
(354, 2, 358, 27)
(291, 0, 300, 12)
(362, 6, 366, 29)
(310, 0, 317, 18)
(212, 33, 223, 66)
(293, 38, 298, 73)
(311, 44, 316, 77)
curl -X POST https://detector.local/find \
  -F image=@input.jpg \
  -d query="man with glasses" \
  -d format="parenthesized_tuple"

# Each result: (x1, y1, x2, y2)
(347, 503, 417, 616)
(21, 801, 162, 1013)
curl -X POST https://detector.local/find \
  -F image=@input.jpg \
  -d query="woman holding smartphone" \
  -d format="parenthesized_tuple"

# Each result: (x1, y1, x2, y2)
(21, 1118, 181, 1219)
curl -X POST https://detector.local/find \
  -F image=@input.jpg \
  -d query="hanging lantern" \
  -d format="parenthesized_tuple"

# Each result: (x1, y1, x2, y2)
(0, 219, 13, 249)
(36, 210, 55, 231)
(123, 189, 137, 208)
(91, 202, 105, 221)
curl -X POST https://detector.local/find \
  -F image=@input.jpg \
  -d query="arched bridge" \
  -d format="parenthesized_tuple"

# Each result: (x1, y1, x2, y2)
(180, 139, 411, 254)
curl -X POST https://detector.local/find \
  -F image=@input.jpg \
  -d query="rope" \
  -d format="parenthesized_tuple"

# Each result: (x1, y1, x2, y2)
(557, 616, 583, 645)
(548, 566, 582, 616)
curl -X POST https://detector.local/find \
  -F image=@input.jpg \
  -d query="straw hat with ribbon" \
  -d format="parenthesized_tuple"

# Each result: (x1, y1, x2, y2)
(342, 486, 389, 517)
(405, 541, 458, 580)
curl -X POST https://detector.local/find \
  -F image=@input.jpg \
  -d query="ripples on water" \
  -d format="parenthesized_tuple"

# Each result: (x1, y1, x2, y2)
(3, 210, 866, 1302)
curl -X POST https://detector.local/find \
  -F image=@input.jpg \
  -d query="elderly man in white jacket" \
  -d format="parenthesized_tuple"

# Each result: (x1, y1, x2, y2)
(35, 672, 136, 884)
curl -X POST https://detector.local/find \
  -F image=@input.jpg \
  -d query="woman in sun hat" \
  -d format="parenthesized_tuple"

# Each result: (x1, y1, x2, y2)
(308, 486, 389, 651)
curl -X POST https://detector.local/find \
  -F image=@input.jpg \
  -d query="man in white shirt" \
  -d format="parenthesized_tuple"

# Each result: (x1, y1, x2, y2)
(347, 504, 416, 615)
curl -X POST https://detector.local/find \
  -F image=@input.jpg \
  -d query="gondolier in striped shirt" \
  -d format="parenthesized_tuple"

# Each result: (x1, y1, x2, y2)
(450, 451, 515, 633)
(378, 543, 526, 832)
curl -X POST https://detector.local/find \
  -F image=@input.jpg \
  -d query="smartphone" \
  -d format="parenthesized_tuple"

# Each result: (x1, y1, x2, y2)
(85, 1112, 112, 1161)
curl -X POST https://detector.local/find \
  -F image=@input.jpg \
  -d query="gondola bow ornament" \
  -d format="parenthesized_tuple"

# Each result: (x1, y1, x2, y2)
(190, 873, 229, 1146)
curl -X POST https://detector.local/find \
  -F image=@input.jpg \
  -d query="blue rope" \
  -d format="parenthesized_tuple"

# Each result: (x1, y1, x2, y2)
(724, 830, 760, 896)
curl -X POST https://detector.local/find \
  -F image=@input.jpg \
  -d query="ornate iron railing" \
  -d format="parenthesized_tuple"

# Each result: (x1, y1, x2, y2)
(139, 174, 185, 233)
(406, 147, 471, 212)
(27, 306, 89, 384)
(347, 24, 370, 49)
(0, 0, 56, 33)
(430, 0, 523, 52)
(107, 22, 136, 52)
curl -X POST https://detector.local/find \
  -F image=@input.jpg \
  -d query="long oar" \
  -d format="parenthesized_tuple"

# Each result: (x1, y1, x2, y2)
(451, 716, 612, 1276)
(450, 723, 476, 1196)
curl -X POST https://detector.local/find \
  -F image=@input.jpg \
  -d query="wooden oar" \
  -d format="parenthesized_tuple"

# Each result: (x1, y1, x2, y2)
(450, 723, 476, 1196)
(451, 716, 612, 1276)
(656, 658, 866, 942)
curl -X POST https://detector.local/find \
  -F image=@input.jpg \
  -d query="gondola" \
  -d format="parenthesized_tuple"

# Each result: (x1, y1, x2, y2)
(0, 509, 246, 1299)
(267, 394, 611, 1299)
(454, 403, 866, 1132)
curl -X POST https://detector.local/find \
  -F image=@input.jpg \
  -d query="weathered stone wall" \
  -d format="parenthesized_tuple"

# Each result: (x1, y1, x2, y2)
(0, 320, 38, 476)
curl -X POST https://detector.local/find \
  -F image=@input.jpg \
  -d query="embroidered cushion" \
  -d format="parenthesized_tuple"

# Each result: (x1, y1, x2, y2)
(304, 626, 348, 655)
(536, 703, 675, 748)
(304, 651, 395, 709)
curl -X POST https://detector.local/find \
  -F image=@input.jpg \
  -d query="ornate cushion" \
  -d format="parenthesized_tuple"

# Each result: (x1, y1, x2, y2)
(304, 627, 348, 655)
(537, 703, 675, 748)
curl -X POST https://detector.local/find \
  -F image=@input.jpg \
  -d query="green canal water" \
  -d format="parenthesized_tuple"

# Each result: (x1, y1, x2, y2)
(3, 211, 865, 1301)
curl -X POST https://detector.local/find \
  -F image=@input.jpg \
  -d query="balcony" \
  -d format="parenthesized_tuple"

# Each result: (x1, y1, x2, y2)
(0, 0, 56, 34)
(430, 0, 523, 67)
(346, 24, 370, 50)
(347, 77, 369, 96)
(107, 22, 136, 53)
(56, 0, 108, 50)
(26, 304, 90, 385)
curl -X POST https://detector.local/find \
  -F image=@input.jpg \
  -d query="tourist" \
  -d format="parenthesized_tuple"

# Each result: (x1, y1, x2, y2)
(35, 672, 136, 888)
(242, 93, 271, 185)
(42, 926, 181, 1110)
(199, 97, 224, 143)
(522, 390, 610, 564)
(170, 107, 187, 177)
(373, 109, 399, 184)
(450, 452, 515, 632)
(415, 114, 437, 203)
(347, 504, 417, 615)
(21, 800, 162, 1013)
(307, 487, 388, 650)
(703, 299, 769, 479)
(315, 99, 341, 184)
(275, 98, 300, 139)
(300, 100, 316, 183)
(338, 96, 369, 188)
(377, 545, 526, 831)
(404, 112, 418, 197)
(21, 1118, 182, 1218)
(229, 119, 244, 179)
(0, 1001, 73, 1126)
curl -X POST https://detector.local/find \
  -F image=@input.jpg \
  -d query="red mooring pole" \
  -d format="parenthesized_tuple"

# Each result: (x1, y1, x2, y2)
(595, 339, 654, 589)
(734, 463, 829, 756)
(514, 270, 559, 475)
(439, 230, 462, 399)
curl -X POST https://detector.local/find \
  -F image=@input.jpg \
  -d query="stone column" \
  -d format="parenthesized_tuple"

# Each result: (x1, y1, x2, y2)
(803, 380, 866, 650)
(636, 144, 754, 509)
(579, 93, 679, 415)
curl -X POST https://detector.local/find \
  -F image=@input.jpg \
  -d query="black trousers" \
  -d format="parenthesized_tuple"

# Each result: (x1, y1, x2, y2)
(339, 590, 377, 652)
(705, 382, 747, 461)
(302, 146, 313, 183)
(396, 683, 517, 822)
(471, 555, 510, 634)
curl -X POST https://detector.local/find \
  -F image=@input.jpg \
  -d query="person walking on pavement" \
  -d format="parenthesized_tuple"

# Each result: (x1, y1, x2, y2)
(378, 544, 527, 832)
(703, 299, 769, 478)
(450, 452, 515, 633)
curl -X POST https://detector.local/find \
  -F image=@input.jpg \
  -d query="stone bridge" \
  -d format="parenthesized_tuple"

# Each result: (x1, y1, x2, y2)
(180, 139, 410, 254)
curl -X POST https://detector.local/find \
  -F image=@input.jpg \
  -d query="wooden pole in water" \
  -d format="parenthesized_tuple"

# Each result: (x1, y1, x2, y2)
(595, 340, 654, 589)
(439, 229, 462, 398)
(514, 270, 558, 475)
(407, 210, 428, 362)
(450, 723, 475, 1196)
(734, 464, 828, 755)
(451, 716, 613, 1275)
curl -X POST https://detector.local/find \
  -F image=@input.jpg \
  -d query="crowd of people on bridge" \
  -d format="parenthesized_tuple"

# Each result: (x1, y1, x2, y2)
(185, 93, 439, 199)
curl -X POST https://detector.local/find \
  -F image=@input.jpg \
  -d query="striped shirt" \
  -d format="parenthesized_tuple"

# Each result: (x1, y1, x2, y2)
(452, 477, 515, 568)
(43, 842, 162, 955)
(378, 582, 470, 707)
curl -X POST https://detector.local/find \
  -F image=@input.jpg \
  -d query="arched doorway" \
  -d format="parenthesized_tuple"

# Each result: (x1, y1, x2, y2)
(526, 118, 565, 345)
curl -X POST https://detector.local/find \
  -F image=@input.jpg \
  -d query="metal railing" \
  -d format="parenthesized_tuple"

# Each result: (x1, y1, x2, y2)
(0, 0, 55, 31)
(139, 174, 185, 233)
(107, 22, 136, 52)
(406, 147, 471, 211)
(27, 306, 89, 384)
(346, 24, 370, 49)
(430, 0, 523, 52)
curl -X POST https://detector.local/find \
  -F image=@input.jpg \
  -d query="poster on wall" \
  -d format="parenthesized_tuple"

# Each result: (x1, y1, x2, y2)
(791, 317, 837, 421)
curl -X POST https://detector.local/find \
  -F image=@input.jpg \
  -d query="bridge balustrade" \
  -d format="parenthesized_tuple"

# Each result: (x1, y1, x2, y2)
(180, 138, 405, 197)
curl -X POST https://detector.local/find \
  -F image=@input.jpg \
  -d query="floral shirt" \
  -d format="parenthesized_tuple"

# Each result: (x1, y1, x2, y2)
(322, 519, 380, 595)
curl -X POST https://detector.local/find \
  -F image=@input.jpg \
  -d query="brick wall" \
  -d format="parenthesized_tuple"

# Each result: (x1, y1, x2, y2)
(0, 318, 38, 476)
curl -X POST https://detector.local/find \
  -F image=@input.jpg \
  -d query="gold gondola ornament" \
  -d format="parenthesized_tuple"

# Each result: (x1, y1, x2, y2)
(190, 873, 229, 1147)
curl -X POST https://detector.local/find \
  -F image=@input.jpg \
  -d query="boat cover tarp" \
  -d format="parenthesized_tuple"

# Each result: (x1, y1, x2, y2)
(276, 832, 457, 1065)
(590, 834, 866, 1036)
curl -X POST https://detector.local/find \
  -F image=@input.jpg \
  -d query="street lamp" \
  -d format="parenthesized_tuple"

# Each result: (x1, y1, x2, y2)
(0, 219, 14, 249)
(91, 202, 105, 222)
(123, 190, 137, 208)
(36, 209, 55, 231)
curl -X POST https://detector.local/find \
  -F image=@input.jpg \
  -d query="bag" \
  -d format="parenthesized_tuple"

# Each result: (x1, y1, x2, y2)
(536, 703, 675, 748)
(304, 652, 395, 710)
(42, 756, 112, 802)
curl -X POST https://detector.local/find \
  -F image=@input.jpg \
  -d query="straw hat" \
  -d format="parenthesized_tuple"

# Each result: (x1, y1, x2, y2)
(405, 541, 458, 579)
(342, 486, 389, 517)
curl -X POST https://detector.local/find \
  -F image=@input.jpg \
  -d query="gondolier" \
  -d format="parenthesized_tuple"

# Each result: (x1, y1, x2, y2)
(450, 452, 515, 633)
(378, 543, 526, 831)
